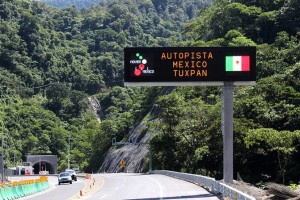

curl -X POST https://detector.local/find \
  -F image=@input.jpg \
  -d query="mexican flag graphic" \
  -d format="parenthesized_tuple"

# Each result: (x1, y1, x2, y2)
(226, 56, 250, 72)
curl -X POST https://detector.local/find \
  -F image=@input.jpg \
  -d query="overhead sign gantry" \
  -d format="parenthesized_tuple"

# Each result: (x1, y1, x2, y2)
(124, 46, 256, 184)
(124, 47, 256, 86)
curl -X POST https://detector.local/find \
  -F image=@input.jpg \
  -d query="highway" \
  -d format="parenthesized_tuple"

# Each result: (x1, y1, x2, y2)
(15, 175, 84, 200)
(83, 173, 219, 200)
(15, 173, 220, 200)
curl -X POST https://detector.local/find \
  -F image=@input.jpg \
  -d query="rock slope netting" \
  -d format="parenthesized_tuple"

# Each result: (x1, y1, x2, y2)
(98, 87, 173, 173)
(98, 123, 152, 173)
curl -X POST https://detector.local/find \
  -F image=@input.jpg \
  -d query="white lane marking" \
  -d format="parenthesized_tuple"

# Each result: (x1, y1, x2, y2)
(98, 194, 108, 199)
(148, 176, 164, 200)
(97, 174, 127, 199)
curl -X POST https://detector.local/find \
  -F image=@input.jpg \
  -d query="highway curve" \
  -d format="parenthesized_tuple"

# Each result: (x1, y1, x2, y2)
(82, 173, 220, 200)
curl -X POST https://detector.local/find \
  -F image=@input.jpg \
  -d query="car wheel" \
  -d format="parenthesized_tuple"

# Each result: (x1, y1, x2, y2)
(75, 177, 77, 181)
(59, 182, 61, 185)
(70, 181, 72, 184)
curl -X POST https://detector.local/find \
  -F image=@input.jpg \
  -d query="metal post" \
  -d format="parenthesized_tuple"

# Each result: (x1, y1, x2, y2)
(112, 137, 116, 146)
(149, 144, 152, 173)
(68, 134, 70, 169)
(1, 131, 3, 183)
(1, 127, 7, 183)
(222, 82, 234, 184)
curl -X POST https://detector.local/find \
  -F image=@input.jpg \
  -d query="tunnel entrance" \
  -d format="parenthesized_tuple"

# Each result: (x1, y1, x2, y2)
(26, 155, 57, 174)
(32, 161, 54, 175)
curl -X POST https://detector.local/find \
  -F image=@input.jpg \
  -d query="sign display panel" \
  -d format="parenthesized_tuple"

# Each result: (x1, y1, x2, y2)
(124, 47, 256, 86)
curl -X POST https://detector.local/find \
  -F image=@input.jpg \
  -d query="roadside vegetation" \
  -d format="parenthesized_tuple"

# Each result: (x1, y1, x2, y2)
(0, 0, 212, 172)
(0, 0, 299, 188)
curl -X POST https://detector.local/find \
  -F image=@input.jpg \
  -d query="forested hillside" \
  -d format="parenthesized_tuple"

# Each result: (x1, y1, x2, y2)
(0, 0, 212, 172)
(149, 0, 300, 185)
(1, 0, 300, 187)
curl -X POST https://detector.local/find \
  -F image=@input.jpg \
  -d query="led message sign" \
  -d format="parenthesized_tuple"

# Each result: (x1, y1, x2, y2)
(124, 47, 256, 86)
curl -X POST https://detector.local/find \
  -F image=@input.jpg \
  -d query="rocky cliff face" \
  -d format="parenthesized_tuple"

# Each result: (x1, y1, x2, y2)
(88, 96, 104, 124)
(97, 87, 173, 173)
(98, 122, 152, 173)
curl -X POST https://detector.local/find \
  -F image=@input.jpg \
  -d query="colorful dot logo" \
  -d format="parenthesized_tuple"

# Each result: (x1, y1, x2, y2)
(134, 53, 147, 77)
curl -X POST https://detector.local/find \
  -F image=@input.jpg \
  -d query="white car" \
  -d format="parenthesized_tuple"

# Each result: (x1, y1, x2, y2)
(58, 172, 72, 185)
(65, 169, 77, 181)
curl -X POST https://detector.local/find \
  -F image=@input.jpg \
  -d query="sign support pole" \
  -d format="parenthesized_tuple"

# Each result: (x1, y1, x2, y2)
(222, 82, 234, 183)
(149, 144, 153, 173)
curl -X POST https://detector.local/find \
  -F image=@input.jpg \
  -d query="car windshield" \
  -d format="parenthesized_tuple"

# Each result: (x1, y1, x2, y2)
(60, 173, 70, 177)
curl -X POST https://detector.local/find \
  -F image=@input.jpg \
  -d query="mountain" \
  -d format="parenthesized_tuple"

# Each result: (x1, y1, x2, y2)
(32, 0, 102, 9)
(1, 0, 300, 186)
(0, 0, 212, 173)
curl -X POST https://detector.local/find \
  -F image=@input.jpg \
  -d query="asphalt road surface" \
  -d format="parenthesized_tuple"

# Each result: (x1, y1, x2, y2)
(16, 175, 84, 200)
(83, 173, 220, 200)
(14, 173, 220, 200)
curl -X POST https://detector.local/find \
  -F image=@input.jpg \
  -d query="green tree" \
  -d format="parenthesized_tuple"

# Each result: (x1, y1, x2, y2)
(244, 128, 300, 184)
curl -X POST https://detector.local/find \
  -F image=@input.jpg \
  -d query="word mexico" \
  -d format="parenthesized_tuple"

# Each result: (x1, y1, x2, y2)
(161, 51, 212, 77)
(124, 47, 256, 86)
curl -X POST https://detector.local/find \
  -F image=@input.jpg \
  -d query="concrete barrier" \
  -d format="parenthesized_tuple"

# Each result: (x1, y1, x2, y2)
(152, 170, 256, 200)
(0, 176, 49, 200)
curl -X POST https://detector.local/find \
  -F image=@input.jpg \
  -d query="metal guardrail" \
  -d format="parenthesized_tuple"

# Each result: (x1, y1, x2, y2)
(152, 170, 256, 200)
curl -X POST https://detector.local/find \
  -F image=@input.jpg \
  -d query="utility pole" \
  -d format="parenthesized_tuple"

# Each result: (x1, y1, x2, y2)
(0, 88, 5, 183)
(68, 134, 70, 169)
(1, 128, 7, 183)
(1, 130, 4, 183)
(0, 122, 5, 184)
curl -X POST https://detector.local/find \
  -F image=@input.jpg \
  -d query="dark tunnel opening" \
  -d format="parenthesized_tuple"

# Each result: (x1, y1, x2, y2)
(32, 161, 54, 174)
